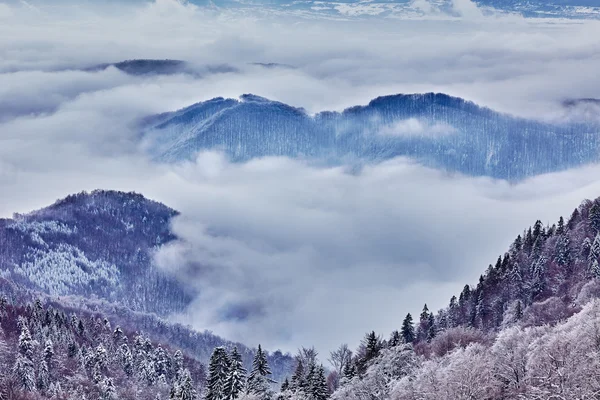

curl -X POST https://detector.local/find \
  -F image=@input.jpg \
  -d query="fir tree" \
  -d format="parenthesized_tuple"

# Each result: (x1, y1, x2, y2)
(307, 364, 328, 400)
(363, 331, 382, 361)
(401, 314, 415, 344)
(388, 330, 401, 347)
(426, 314, 436, 342)
(557, 216, 565, 235)
(290, 360, 306, 392)
(281, 378, 290, 392)
(206, 347, 230, 400)
(342, 361, 355, 380)
(225, 347, 246, 400)
(590, 202, 600, 233)
(591, 260, 600, 279)
(13, 355, 36, 391)
(171, 369, 198, 400)
(514, 301, 523, 321)
(18, 325, 34, 360)
(247, 345, 274, 400)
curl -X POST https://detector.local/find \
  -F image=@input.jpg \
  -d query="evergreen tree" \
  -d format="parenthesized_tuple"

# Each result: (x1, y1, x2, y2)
(426, 314, 436, 342)
(225, 347, 246, 400)
(171, 369, 198, 400)
(589, 234, 600, 265)
(388, 330, 401, 347)
(247, 345, 273, 399)
(280, 378, 290, 392)
(401, 314, 415, 343)
(568, 207, 581, 230)
(100, 378, 118, 400)
(307, 364, 328, 400)
(556, 235, 572, 268)
(514, 301, 523, 321)
(342, 361, 356, 381)
(37, 360, 50, 392)
(591, 260, 600, 279)
(363, 331, 382, 361)
(18, 325, 34, 360)
(206, 347, 230, 400)
(590, 202, 600, 233)
(13, 355, 36, 391)
(557, 216, 565, 235)
(417, 305, 431, 342)
(290, 360, 306, 392)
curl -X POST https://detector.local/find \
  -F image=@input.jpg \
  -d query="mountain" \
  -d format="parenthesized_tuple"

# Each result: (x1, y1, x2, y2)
(142, 93, 600, 180)
(85, 59, 238, 77)
(0, 190, 192, 316)
(0, 190, 295, 398)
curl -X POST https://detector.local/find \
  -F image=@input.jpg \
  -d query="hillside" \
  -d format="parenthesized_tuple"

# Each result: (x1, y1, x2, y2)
(0, 190, 191, 316)
(316, 196, 600, 400)
(142, 93, 600, 180)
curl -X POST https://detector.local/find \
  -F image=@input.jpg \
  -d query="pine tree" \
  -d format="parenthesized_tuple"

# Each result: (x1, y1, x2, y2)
(556, 235, 571, 268)
(388, 330, 401, 347)
(568, 207, 581, 230)
(18, 325, 34, 360)
(590, 202, 600, 233)
(514, 301, 523, 321)
(206, 347, 230, 400)
(401, 314, 415, 343)
(280, 378, 290, 392)
(37, 360, 50, 392)
(247, 345, 273, 400)
(171, 369, 198, 400)
(225, 347, 246, 400)
(290, 359, 305, 391)
(426, 314, 436, 342)
(342, 361, 356, 381)
(307, 365, 328, 400)
(589, 234, 600, 265)
(13, 355, 36, 391)
(100, 378, 117, 400)
(591, 260, 600, 279)
(557, 216, 565, 235)
(363, 331, 382, 361)
(44, 339, 54, 363)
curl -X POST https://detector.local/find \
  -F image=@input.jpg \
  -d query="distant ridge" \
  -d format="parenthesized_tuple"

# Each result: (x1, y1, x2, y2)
(142, 92, 600, 180)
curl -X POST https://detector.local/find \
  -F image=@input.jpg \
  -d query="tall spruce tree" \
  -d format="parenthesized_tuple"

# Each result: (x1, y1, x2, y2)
(247, 345, 274, 400)
(401, 314, 415, 343)
(205, 347, 230, 400)
(224, 347, 246, 400)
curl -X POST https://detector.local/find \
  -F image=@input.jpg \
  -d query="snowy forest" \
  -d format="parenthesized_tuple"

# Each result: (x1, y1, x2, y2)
(4, 192, 600, 399)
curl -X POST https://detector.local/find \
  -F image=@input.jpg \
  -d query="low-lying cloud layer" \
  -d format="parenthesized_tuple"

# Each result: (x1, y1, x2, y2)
(1, 0, 600, 353)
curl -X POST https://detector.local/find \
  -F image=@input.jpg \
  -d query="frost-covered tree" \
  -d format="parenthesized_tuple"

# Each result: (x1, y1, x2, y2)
(206, 347, 230, 400)
(225, 347, 247, 400)
(247, 345, 274, 400)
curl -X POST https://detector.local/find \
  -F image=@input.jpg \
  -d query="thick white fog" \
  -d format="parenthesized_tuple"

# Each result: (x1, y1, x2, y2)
(1, 0, 600, 352)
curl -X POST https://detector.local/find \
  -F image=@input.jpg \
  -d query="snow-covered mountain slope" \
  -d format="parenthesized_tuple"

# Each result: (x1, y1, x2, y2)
(142, 93, 600, 180)
(0, 190, 193, 316)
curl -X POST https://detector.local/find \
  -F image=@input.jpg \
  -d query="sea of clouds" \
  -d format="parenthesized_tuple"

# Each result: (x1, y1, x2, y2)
(1, 0, 600, 353)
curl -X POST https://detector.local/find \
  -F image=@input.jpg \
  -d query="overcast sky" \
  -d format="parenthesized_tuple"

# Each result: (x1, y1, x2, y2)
(1, 0, 600, 354)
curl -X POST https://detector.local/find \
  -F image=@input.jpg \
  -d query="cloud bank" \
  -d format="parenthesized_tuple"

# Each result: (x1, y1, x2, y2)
(1, 0, 600, 353)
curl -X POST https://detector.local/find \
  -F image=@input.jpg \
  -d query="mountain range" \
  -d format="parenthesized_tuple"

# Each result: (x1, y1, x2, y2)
(142, 92, 600, 180)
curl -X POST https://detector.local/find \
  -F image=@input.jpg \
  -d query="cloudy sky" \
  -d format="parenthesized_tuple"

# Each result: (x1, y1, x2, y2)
(1, 0, 600, 353)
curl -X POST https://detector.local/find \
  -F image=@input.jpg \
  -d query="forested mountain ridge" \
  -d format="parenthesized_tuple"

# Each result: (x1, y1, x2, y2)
(142, 93, 600, 180)
(0, 190, 296, 399)
(319, 196, 600, 400)
(0, 190, 192, 316)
